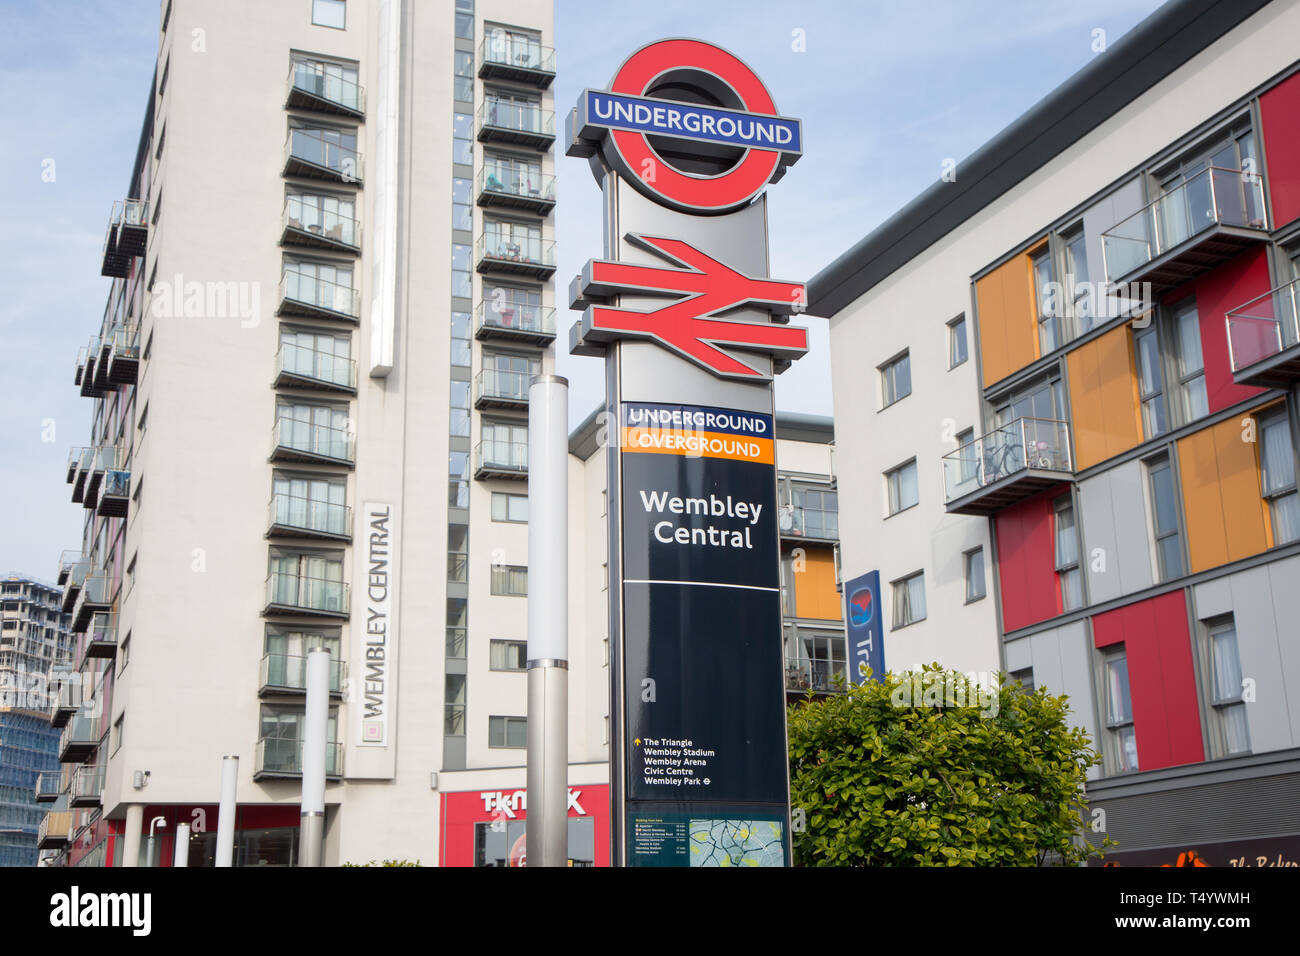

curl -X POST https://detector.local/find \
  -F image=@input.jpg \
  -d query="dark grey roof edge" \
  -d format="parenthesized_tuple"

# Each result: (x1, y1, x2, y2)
(805, 0, 1274, 318)
(567, 404, 834, 458)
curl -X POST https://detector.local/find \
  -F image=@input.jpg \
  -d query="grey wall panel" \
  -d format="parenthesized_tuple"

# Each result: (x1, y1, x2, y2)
(1192, 575, 1232, 619)
(1053, 621, 1102, 782)
(1265, 556, 1300, 747)
(1004, 636, 1032, 672)
(1080, 461, 1153, 604)
(1218, 559, 1297, 754)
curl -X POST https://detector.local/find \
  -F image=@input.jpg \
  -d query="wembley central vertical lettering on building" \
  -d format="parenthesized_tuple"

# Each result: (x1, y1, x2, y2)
(359, 502, 396, 745)
(567, 38, 807, 866)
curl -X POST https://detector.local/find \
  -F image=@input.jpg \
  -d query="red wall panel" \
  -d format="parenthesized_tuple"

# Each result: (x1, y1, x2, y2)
(1166, 246, 1270, 415)
(994, 490, 1060, 632)
(1092, 591, 1204, 771)
(1260, 71, 1300, 228)
(440, 784, 610, 867)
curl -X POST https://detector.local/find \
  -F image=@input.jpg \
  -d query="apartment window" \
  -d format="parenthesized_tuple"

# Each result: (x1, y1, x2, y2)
(885, 459, 919, 516)
(1053, 495, 1083, 611)
(263, 629, 340, 691)
(455, 6, 474, 40)
(453, 113, 473, 167)
(1172, 302, 1208, 423)
(117, 633, 130, 675)
(453, 177, 472, 233)
(879, 351, 911, 408)
(1010, 667, 1034, 693)
(1133, 326, 1166, 439)
(489, 715, 527, 748)
(948, 316, 968, 368)
(451, 243, 472, 298)
(484, 218, 543, 262)
(446, 599, 467, 661)
(279, 326, 352, 389)
(449, 451, 469, 510)
(1259, 410, 1300, 545)
(1032, 248, 1058, 354)
(891, 571, 926, 628)
(447, 524, 468, 583)
(449, 380, 470, 437)
(454, 51, 474, 103)
(481, 421, 527, 468)
(789, 484, 838, 539)
(491, 491, 528, 523)
(312, 0, 346, 29)
(964, 547, 986, 603)
(1102, 646, 1138, 773)
(490, 565, 528, 596)
(489, 640, 527, 672)
(112, 715, 124, 755)
(445, 675, 466, 736)
(267, 551, 346, 612)
(451, 311, 471, 368)
(1146, 455, 1184, 581)
(1207, 619, 1250, 756)
(271, 474, 347, 537)
(955, 428, 977, 484)
(260, 705, 339, 773)
(275, 400, 351, 460)
(1063, 226, 1092, 334)
(482, 351, 540, 399)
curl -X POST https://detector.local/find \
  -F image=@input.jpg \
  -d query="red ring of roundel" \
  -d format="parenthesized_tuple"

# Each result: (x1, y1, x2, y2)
(608, 39, 782, 212)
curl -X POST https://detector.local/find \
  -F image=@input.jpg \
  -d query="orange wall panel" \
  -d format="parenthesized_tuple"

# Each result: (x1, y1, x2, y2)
(1177, 417, 1270, 573)
(1066, 325, 1143, 469)
(792, 547, 842, 620)
(977, 253, 1039, 388)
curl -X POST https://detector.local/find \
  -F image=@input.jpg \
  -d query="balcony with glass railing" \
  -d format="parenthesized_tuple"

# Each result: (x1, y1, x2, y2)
(104, 324, 140, 385)
(476, 99, 556, 149)
(281, 197, 361, 254)
(270, 416, 355, 466)
(474, 368, 533, 410)
(59, 557, 90, 613)
(78, 611, 118, 667)
(267, 492, 352, 542)
(47, 672, 81, 729)
(478, 36, 555, 88)
(477, 166, 556, 214)
(274, 341, 357, 393)
(79, 337, 105, 398)
(780, 507, 839, 542)
(100, 199, 149, 278)
(37, 810, 73, 849)
(58, 713, 101, 763)
(785, 658, 847, 695)
(67, 448, 92, 502)
(474, 299, 556, 345)
(1225, 275, 1300, 389)
(81, 445, 119, 509)
(96, 468, 131, 519)
(286, 58, 365, 117)
(1101, 167, 1268, 293)
(254, 737, 342, 780)
(74, 344, 88, 388)
(476, 231, 556, 279)
(263, 572, 350, 618)
(278, 271, 361, 323)
(283, 129, 363, 184)
(942, 417, 1074, 516)
(258, 652, 347, 697)
(71, 572, 113, 633)
(474, 440, 528, 481)
(35, 771, 63, 803)
(69, 765, 104, 808)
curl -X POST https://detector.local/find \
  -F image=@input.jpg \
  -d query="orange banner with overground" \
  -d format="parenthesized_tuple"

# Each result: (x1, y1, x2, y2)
(621, 426, 774, 464)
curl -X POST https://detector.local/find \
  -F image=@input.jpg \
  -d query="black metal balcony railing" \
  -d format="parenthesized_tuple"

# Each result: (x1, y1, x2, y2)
(474, 440, 528, 480)
(785, 658, 847, 694)
(275, 341, 358, 393)
(263, 572, 350, 618)
(278, 272, 361, 323)
(474, 368, 533, 409)
(942, 417, 1074, 516)
(477, 166, 556, 213)
(286, 59, 365, 117)
(271, 416, 355, 465)
(258, 652, 347, 696)
(255, 737, 343, 779)
(476, 100, 556, 149)
(268, 492, 352, 541)
(1225, 275, 1300, 388)
(282, 197, 361, 254)
(474, 300, 556, 344)
(476, 231, 556, 278)
(478, 36, 555, 87)
(1101, 166, 1268, 292)
(283, 129, 363, 184)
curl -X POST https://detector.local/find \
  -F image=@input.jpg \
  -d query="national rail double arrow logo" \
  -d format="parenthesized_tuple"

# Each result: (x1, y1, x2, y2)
(570, 234, 810, 380)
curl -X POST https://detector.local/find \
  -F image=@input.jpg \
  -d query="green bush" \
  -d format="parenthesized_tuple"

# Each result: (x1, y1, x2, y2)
(341, 859, 422, 867)
(787, 664, 1110, 866)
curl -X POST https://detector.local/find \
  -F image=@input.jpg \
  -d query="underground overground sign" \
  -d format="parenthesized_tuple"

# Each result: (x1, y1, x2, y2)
(568, 38, 806, 866)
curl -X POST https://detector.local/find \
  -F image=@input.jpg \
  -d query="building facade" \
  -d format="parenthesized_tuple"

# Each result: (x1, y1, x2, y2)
(1, 574, 71, 866)
(811, 0, 1300, 864)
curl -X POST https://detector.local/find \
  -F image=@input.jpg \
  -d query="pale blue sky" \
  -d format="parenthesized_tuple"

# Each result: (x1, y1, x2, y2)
(0, 0, 1166, 575)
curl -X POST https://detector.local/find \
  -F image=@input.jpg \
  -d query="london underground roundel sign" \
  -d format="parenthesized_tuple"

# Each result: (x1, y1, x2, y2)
(569, 38, 803, 214)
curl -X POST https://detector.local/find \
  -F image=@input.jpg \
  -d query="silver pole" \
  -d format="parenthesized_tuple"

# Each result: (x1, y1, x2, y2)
(215, 755, 238, 867)
(298, 647, 330, 867)
(146, 815, 166, 868)
(526, 374, 569, 868)
(173, 823, 190, 868)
